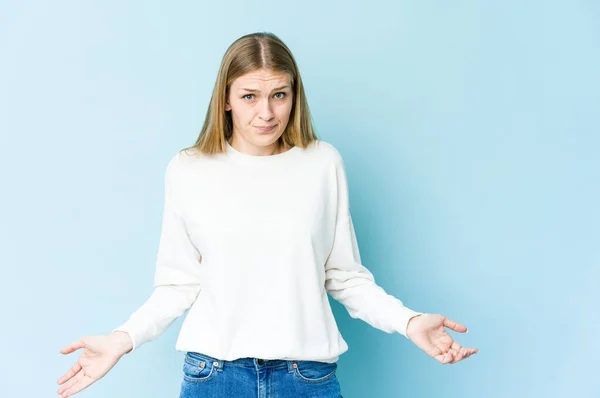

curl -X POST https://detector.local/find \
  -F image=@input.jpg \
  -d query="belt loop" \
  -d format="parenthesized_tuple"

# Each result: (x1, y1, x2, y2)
(213, 358, 224, 372)
(287, 360, 296, 373)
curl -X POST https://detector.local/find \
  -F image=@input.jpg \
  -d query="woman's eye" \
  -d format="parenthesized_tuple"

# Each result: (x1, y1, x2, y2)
(242, 92, 286, 101)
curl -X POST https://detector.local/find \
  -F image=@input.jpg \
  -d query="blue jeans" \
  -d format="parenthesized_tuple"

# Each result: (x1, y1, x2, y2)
(179, 351, 344, 397)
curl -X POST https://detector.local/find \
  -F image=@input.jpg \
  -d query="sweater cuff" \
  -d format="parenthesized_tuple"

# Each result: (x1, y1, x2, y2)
(111, 326, 138, 353)
(393, 306, 424, 339)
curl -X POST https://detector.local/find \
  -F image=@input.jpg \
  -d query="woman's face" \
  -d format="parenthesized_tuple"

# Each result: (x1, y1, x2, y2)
(225, 68, 293, 153)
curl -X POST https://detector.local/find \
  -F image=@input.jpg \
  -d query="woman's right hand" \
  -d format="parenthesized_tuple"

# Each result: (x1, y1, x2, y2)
(57, 331, 133, 397)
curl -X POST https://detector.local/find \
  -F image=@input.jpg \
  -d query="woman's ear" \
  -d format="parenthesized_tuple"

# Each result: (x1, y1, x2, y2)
(224, 100, 231, 111)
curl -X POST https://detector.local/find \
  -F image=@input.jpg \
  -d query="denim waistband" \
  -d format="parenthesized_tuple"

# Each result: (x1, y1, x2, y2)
(185, 351, 336, 371)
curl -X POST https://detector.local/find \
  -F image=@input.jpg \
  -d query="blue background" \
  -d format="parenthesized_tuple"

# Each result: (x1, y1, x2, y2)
(1, 1, 598, 397)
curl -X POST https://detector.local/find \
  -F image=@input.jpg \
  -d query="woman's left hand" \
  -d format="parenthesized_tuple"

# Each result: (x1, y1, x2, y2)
(406, 313, 478, 364)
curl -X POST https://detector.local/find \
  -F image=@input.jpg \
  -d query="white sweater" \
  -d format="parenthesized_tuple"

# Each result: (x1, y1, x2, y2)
(113, 139, 422, 363)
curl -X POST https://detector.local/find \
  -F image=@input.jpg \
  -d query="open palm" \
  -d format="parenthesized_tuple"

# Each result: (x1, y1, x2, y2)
(406, 313, 479, 364)
(57, 335, 124, 397)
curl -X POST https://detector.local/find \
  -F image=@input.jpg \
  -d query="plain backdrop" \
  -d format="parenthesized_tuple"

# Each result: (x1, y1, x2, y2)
(1, 1, 598, 397)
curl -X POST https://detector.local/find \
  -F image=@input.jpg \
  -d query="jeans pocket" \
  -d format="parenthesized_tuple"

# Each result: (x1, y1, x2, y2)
(293, 360, 338, 384)
(182, 352, 218, 383)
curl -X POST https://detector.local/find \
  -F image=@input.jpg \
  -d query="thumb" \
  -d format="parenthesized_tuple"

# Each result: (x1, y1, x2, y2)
(443, 317, 468, 333)
(60, 338, 86, 354)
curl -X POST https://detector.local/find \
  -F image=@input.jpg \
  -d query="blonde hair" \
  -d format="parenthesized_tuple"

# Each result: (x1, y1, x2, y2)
(183, 32, 318, 155)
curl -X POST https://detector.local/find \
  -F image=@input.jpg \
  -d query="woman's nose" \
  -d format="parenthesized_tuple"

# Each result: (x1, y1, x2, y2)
(258, 99, 275, 121)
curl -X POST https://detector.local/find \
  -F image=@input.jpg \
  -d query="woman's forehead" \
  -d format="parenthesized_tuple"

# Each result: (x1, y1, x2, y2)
(232, 70, 291, 89)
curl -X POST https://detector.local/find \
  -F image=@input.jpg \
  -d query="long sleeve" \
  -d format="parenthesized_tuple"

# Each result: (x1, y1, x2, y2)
(324, 157, 423, 338)
(112, 153, 203, 352)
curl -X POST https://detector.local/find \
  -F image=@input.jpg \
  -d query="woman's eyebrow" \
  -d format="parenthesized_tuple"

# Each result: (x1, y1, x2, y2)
(240, 85, 290, 92)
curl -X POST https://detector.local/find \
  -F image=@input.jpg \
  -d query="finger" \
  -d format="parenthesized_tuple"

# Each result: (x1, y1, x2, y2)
(60, 338, 86, 355)
(451, 346, 479, 364)
(58, 369, 83, 395)
(435, 349, 455, 365)
(451, 341, 464, 356)
(420, 340, 444, 359)
(462, 347, 479, 358)
(58, 361, 82, 385)
(449, 342, 465, 364)
(432, 340, 456, 364)
(434, 353, 446, 364)
(416, 336, 451, 360)
(62, 374, 94, 397)
(454, 351, 469, 364)
(444, 350, 456, 364)
(443, 317, 468, 333)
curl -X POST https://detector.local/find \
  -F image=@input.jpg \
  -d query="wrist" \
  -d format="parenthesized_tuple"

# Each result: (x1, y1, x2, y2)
(109, 331, 134, 356)
(406, 313, 423, 340)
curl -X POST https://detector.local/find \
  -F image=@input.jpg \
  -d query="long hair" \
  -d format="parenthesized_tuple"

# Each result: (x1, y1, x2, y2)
(184, 32, 318, 155)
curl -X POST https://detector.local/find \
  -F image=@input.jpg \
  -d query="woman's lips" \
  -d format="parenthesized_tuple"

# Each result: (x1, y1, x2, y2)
(255, 125, 276, 132)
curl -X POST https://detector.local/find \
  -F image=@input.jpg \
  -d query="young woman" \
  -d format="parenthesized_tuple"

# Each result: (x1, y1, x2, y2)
(57, 32, 478, 398)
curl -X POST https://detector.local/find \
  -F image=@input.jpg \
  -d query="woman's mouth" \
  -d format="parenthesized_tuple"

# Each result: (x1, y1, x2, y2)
(255, 125, 276, 132)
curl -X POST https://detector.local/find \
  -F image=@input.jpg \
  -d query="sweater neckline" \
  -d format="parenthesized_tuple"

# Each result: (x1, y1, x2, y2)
(225, 140, 301, 163)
